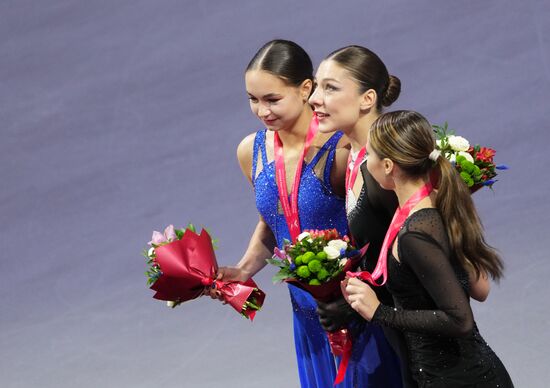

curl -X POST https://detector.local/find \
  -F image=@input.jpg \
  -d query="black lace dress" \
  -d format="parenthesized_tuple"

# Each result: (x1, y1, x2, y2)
(373, 208, 513, 388)
(348, 164, 417, 388)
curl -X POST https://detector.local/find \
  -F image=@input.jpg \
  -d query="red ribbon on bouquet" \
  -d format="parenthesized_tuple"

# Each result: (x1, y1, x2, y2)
(347, 181, 433, 286)
(286, 244, 369, 386)
(150, 229, 265, 320)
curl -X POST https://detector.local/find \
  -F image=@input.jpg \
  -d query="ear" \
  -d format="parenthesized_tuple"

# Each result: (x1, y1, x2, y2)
(359, 89, 377, 111)
(300, 79, 313, 101)
(383, 158, 394, 176)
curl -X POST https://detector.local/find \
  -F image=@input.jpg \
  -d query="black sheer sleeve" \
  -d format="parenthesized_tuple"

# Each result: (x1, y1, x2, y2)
(372, 212, 474, 337)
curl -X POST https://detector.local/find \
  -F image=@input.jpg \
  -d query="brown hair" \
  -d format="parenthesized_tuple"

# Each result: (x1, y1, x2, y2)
(326, 45, 400, 110)
(369, 110, 503, 280)
(246, 39, 313, 87)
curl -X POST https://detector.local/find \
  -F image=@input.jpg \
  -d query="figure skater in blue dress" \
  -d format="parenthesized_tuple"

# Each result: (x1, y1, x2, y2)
(216, 40, 402, 388)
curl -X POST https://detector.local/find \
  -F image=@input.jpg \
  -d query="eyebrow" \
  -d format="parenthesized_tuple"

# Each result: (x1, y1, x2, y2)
(319, 78, 340, 83)
(247, 92, 282, 98)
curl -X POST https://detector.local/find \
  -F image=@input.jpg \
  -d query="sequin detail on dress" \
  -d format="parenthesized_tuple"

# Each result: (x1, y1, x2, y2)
(251, 129, 402, 388)
(373, 208, 513, 387)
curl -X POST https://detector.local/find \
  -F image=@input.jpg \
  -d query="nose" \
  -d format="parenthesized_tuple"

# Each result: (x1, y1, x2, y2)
(309, 87, 322, 107)
(257, 103, 271, 118)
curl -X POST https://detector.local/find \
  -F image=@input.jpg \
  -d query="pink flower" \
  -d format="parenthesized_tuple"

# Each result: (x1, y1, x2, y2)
(150, 231, 167, 245)
(149, 224, 177, 245)
(274, 247, 288, 260)
(164, 225, 177, 242)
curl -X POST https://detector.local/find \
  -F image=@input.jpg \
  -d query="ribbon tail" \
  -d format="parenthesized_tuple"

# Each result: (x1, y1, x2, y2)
(333, 332, 353, 386)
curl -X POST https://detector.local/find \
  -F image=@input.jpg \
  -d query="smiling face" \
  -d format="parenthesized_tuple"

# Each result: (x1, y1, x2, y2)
(245, 70, 309, 132)
(309, 60, 369, 133)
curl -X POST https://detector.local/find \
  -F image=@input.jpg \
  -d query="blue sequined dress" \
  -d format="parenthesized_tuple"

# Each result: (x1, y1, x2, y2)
(252, 129, 402, 388)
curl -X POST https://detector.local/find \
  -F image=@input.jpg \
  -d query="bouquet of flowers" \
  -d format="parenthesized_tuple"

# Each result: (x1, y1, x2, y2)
(267, 229, 361, 289)
(433, 122, 508, 191)
(267, 229, 367, 385)
(145, 224, 265, 320)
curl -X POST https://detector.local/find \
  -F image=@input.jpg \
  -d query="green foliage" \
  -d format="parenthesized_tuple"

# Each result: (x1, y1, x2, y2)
(272, 268, 292, 283)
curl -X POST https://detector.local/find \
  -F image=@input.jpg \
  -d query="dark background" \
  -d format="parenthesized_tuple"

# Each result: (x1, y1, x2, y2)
(1, 1, 549, 387)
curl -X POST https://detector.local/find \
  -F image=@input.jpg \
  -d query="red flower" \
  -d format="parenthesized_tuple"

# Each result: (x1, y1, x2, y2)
(324, 228, 340, 241)
(304, 228, 341, 241)
(475, 147, 496, 163)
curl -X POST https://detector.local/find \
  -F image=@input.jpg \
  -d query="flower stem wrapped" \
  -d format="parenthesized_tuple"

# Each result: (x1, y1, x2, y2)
(144, 224, 265, 320)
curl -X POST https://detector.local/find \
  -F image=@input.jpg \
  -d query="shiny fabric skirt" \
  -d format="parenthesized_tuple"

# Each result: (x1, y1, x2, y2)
(289, 284, 403, 388)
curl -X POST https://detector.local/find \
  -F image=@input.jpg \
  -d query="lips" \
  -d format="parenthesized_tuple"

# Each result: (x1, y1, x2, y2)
(315, 111, 330, 119)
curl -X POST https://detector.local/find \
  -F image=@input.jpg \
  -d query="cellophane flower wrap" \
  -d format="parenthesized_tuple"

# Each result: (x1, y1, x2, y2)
(144, 224, 265, 320)
(433, 122, 508, 192)
(266, 229, 367, 384)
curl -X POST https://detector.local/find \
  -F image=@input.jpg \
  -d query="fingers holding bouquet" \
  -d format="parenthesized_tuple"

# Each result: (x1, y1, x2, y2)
(144, 224, 265, 320)
(341, 277, 381, 322)
(206, 267, 250, 303)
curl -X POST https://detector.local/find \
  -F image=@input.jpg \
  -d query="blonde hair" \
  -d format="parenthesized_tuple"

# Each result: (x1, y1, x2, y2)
(369, 110, 503, 280)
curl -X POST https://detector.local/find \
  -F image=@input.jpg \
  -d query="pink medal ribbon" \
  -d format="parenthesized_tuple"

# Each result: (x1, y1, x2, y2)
(274, 115, 318, 242)
(345, 147, 367, 195)
(347, 181, 434, 286)
(345, 146, 367, 248)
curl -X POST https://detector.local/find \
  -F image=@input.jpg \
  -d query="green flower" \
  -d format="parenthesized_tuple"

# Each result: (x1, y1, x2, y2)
(296, 265, 311, 279)
(315, 251, 328, 261)
(308, 259, 322, 273)
(309, 279, 321, 285)
(460, 171, 474, 187)
(294, 255, 303, 266)
(317, 268, 329, 281)
(460, 160, 476, 174)
(302, 251, 315, 264)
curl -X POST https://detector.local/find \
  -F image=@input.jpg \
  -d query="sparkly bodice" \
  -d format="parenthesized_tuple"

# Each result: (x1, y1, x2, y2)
(252, 129, 348, 248)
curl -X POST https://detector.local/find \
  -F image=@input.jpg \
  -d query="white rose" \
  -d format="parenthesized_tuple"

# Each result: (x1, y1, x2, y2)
(328, 239, 348, 252)
(323, 245, 341, 260)
(448, 135, 470, 152)
(297, 232, 311, 241)
(458, 151, 474, 163)
(166, 301, 176, 308)
(436, 139, 443, 149)
(147, 247, 156, 258)
(339, 258, 348, 267)
(448, 153, 456, 163)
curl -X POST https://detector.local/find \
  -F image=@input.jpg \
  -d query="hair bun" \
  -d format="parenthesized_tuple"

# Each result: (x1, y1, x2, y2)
(381, 75, 401, 107)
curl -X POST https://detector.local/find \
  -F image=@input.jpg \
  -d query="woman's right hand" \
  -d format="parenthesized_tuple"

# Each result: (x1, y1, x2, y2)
(206, 267, 250, 301)
(217, 266, 250, 282)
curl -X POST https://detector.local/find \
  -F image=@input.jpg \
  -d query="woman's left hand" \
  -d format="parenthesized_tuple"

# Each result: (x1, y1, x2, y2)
(341, 277, 381, 321)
